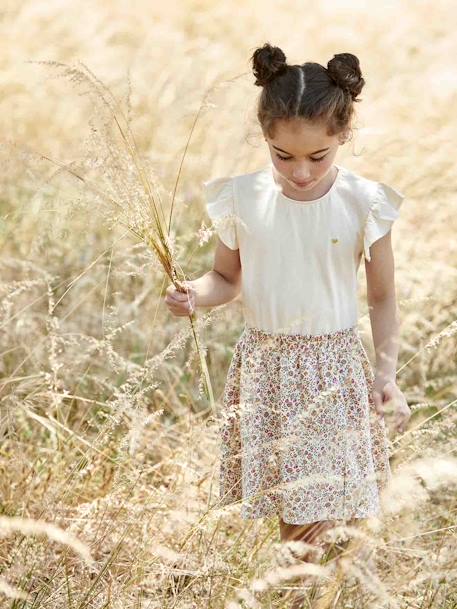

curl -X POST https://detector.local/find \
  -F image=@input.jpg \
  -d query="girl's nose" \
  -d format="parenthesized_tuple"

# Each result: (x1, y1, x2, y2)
(291, 163, 312, 180)
(292, 169, 312, 180)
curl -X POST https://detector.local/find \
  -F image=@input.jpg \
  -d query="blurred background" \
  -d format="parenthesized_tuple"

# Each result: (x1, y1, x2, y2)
(1, 1, 456, 607)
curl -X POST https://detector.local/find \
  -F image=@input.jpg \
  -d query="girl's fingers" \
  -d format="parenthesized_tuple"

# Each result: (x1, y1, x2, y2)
(165, 292, 195, 305)
(166, 287, 196, 302)
(165, 299, 195, 316)
(167, 291, 187, 302)
(395, 413, 409, 433)
(167, 306, 192, 317)
(164, 284, 196, 316)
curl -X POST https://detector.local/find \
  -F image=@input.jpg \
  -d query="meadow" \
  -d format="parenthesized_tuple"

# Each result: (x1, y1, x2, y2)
(0, 1, 456, 607)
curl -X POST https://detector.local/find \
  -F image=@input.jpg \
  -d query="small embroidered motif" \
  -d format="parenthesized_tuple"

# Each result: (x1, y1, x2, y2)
(331, 238, 339, 244)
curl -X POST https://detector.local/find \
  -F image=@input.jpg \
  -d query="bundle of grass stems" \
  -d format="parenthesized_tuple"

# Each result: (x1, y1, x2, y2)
(25, 58, 216, 411)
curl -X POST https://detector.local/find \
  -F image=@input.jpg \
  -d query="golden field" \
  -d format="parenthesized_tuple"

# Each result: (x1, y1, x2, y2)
(0, 1, 456, 607)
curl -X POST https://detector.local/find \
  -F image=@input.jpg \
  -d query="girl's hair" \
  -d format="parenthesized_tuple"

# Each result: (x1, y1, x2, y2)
(250, 43, 365, 141)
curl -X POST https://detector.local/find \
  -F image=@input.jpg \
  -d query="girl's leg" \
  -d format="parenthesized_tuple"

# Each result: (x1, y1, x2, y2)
(278, 517, 337, 608)
(279, 517, 336, 556)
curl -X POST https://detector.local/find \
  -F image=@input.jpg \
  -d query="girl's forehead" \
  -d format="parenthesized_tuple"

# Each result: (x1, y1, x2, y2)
(268, 120, 338, 152)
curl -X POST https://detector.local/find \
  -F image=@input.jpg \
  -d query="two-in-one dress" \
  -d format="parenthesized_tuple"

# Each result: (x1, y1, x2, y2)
(203, 161, 405, 525)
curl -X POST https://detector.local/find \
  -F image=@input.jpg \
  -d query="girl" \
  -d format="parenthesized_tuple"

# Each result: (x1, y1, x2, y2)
(165, 44, 411, 603)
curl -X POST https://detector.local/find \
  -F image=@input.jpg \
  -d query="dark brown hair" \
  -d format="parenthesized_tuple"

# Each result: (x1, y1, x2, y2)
(250, 43, 365, 142)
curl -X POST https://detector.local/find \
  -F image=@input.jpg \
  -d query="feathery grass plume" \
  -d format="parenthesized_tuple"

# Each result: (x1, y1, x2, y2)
(0, 577, 29, 600)
(381, 455, 457, 514)
(397, 317, 457, 375)
(0, 516, 93, 565)
(24, 58, 218, 409)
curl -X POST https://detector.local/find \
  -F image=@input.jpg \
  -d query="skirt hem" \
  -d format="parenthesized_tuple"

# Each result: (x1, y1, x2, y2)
(241, 509, 383, 526)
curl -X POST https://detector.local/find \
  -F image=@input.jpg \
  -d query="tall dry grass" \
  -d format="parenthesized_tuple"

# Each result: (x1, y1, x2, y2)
(0, 1, 456, 608)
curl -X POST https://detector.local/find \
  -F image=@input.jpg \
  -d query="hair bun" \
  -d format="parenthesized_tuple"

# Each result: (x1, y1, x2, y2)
(251, 43, 287, 87)
(327, 53, 365, 100)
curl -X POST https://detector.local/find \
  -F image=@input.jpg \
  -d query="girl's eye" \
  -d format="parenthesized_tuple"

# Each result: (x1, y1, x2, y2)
(276, 153, 327, 162)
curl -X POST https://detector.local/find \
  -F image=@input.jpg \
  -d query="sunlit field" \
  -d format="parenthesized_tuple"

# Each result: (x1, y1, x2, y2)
(1, 1, 456, 607)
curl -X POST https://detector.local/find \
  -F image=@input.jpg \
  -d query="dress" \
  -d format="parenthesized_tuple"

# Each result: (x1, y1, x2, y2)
(202, 161, 405, 525)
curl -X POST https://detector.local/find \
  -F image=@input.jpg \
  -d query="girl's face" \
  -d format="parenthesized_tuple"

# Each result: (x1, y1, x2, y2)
(265, 118, 347, 197)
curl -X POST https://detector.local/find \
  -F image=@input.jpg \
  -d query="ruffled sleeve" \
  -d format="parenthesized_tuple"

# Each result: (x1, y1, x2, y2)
(363, 181, 405, 262)
(202, 176, 239, 250)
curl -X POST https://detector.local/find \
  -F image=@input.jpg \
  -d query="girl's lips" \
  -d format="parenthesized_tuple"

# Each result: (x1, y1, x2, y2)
(292, 179, 313, 187)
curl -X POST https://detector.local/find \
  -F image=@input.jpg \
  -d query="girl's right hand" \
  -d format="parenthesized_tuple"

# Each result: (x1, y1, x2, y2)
(164, 281, 197, 317)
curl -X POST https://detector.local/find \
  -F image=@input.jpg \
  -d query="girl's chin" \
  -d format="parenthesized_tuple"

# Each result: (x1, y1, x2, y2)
(287, 177, 316, 190)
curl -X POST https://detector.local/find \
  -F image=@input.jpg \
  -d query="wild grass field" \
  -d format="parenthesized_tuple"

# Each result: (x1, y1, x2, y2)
(0, 1, 456, 607)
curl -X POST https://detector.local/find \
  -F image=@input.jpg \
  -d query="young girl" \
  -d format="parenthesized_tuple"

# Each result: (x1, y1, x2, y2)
(165, 43, 411, 598)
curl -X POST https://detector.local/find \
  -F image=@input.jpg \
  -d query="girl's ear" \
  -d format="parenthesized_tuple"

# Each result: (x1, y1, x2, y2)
(338, 128, 351, 145)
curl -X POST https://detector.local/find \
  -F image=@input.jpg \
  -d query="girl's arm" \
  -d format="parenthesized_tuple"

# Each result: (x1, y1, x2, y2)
(365, 231, 399, 381)
(165, 238, 241, 315)
(191, 237, 241, 308)
(365, 231, 411, 433)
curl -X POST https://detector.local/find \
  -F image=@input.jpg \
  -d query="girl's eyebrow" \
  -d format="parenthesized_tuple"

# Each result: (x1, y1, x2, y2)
(272, 144, 330, 156)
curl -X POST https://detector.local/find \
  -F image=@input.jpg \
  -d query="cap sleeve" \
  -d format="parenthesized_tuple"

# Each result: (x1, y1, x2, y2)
(202, 176, 239, 250)
(363, 181, 405, 262)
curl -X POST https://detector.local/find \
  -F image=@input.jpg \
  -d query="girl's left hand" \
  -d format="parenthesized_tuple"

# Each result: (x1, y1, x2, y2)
(372, 378, 411, 434)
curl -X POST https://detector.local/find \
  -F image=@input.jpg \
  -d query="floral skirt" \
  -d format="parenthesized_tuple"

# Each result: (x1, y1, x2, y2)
(217, 324, 393, 525)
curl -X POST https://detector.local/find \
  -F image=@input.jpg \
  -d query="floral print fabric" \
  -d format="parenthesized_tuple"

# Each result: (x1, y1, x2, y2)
(217, 324, 393, 525)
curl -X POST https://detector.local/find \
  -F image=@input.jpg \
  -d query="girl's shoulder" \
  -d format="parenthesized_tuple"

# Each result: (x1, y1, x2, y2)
(337, 165, 405, 219)
(340, 166, 406, 261)
(232, 165, 274, 197)
(202, 165, 274, 209)
(338, 164, 395, 200)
